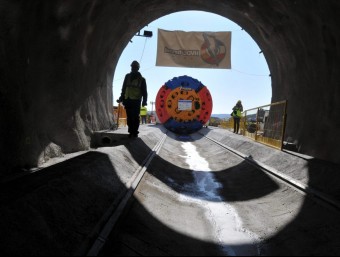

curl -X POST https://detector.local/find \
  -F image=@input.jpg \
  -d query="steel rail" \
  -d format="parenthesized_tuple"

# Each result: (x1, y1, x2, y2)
(201, 133, 340, 214)
(86, 132, 168, 256)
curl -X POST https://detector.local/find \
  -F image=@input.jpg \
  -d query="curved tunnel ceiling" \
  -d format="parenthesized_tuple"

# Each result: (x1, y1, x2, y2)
(0, 0, 339, 172)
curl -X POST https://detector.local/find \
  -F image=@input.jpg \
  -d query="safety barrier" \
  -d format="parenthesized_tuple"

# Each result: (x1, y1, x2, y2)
(220, 119, 234, 130)
(118, 118, 127, 127)
(220, 100, 287, 150)
(113, 104, 127, 128)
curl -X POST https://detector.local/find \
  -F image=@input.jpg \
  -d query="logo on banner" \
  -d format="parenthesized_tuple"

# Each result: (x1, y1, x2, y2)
(201, 33, 227, 66)
(156, 29, 231, 69)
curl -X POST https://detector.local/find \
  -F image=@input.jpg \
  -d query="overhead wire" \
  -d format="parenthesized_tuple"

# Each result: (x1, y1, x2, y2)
(139, 37, 148, 64)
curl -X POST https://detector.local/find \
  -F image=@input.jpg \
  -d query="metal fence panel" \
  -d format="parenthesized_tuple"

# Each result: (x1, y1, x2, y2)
(219, 101, 287, 150)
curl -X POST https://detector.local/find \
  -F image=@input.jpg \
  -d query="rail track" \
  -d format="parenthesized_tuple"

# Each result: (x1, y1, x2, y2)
(201, 133, 340, 213)
(87, 132, 168, 256)
(88, 130, 340, 256)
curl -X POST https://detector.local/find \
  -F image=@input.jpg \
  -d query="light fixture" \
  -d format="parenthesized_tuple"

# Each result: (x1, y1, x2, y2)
(143, 30, 153, 37)
(135, 30, 153, 38)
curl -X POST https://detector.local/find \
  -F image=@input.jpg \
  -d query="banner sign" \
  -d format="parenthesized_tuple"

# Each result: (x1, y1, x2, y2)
(156, 29, 231, 69)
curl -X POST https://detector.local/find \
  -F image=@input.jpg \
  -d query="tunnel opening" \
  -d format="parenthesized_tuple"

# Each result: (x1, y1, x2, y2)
(112, 11, 272, 120)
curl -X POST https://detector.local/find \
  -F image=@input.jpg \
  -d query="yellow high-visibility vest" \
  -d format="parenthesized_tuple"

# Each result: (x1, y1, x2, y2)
(140, 106, 148, 116)
(125, 75, 143, 100)
(236, 109, 242, 117)
(233, 108, 242, 118)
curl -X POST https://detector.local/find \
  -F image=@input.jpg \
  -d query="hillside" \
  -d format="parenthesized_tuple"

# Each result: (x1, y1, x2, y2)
(211, 114, 231, 120)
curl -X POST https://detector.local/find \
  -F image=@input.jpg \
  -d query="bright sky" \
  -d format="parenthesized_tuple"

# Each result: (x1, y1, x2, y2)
(112, 11, 272, 114)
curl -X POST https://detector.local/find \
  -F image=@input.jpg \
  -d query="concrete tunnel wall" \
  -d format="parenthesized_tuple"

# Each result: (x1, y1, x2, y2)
(0, 0, 340, 174)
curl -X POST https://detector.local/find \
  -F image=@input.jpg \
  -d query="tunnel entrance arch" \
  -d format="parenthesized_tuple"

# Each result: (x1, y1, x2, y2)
(112, 11, 272, 119)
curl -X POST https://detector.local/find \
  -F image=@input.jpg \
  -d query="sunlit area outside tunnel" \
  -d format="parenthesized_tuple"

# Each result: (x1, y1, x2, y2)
(112, 11, 272, 126)
(1, 2, 340, 256)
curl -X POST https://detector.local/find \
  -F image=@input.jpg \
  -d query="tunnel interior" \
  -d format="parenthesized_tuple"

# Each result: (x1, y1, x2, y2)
(1, 0, 340, 174)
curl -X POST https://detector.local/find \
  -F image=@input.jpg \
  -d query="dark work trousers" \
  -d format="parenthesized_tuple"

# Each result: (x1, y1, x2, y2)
(141, 115, 147, 124)
(233, 117, 241, 134)
(124, 99, 141, 136)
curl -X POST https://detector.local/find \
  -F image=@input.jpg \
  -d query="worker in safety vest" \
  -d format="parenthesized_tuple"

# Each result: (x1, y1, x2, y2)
(140, 106, 148, 124)
(118, 60, 148, 138)
(232, 100, 243, 134)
